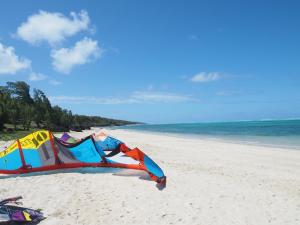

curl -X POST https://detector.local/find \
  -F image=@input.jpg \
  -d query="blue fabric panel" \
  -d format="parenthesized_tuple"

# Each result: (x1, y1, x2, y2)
(96, 137, 122, 152)
(144, 155, 164, 178)
(94, 141, 106, 157)
(69, 139, 101, 163)
(104, 158, 115, 164)
(23, 149, 42, 168)
(0, 150, 22, 170)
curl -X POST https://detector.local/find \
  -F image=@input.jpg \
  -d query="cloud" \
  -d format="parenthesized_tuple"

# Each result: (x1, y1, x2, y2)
(28, 72, 47, 81)
(131, 91, 192, 103)
(190, 72, 223, 83)
(216, 91, 240, 96)
(51, 37, 101, 73)
(49, 80, 62, 86)
(0, 42, 31, 75)
(16, 10, 90, 45)
(49, 91, 194, 105)
(49, 96, 127, 105)
(28, 72, 63, 86)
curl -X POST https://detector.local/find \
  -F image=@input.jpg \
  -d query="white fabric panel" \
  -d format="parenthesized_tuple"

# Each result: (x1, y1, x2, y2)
(109, 152, 140, 165)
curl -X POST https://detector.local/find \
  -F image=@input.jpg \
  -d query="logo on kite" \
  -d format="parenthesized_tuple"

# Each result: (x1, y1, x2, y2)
(31, 131, 48, 148)
(19, 131, 50, 150)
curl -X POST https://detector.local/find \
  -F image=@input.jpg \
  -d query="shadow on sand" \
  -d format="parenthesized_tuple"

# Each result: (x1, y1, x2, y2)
(0, 167, 165, 190)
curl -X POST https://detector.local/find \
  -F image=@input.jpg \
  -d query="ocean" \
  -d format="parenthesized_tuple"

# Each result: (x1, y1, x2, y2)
(116, 119, 300, 150)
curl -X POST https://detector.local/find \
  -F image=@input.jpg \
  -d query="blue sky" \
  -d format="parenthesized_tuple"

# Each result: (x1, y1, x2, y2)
(0, 0, 299, 123)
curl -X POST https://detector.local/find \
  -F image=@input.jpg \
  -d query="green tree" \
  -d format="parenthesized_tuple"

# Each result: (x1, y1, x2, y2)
(0, 104, 4, 131)
(0, 86, 11, 130)
(60, 110, 73, 129)
(33, 89, 52, 128)
(8, 99, 20, 130)
(20, 104, 34, 130)
(6, 81, 33, 104)
(0, 81, 136, 134)
(6, 82, 34, 130)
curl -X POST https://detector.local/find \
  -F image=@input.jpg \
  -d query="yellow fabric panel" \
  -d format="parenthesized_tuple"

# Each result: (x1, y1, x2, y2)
(0, 141, 18, 158)
(19, 130, 50, 149)
(0, 130, 51, 158)
(23, 211, 32, 221)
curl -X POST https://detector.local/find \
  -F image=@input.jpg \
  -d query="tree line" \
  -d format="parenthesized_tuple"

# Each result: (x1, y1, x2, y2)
(0, 81, 137, 132)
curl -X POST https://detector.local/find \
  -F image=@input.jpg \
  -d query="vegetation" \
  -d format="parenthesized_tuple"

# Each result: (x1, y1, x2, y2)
(0, 81, 137, 138)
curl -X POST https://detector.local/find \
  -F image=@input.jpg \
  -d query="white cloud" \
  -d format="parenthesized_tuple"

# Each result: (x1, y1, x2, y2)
(16, 10, 90, 45)
(131, 91, 192, 103)
(0, 42, 31, 74)
(49, 80, 62, 86)
(28, 72, 63, 86)
(190, 72, 223, 83)
(216, 90, 240, 96)
(49, 91, 194, 105)
(49, 96, 126, 105)
(28, 72, 47, 81)
(51, 37, 101, 74)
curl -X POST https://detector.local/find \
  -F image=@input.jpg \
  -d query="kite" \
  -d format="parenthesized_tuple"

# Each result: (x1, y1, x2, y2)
(0, 130, 166, 187)
(0, 196, 45, 224)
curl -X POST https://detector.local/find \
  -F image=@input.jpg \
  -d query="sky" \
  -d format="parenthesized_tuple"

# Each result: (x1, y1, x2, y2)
(0, 0, 299, 123)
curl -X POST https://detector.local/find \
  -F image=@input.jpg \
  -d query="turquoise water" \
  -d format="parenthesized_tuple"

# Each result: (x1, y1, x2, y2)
(117, 120, 300, 149)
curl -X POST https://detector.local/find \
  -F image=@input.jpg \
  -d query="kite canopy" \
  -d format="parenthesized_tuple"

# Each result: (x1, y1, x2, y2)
(0, 130, 166, 186)
(0, 196, 45, 223)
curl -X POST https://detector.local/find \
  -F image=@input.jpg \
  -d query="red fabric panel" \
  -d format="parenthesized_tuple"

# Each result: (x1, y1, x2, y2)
(49, 131, 59, 164)
(17, 140, 26, 168)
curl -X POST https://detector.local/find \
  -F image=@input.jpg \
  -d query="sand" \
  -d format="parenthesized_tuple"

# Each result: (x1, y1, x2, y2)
(0, 128, 300, 225)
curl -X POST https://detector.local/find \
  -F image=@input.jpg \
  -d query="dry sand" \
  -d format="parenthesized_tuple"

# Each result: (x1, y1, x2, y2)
(0, 128, 300, 225)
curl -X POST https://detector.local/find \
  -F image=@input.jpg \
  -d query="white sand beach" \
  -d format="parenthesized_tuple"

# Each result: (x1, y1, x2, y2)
(0, 129, 300, 225)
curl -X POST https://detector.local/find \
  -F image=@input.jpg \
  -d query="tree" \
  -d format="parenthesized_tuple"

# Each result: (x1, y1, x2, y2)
(0, 81, 136, 133)
(0, 87, 6, 130)
(6, 82, 34, 130)
(33, 89, 52, 128)
(0, 105, 4, 131)
(44, 110, 53, 130)
(6, 81, 33, 104)
(20, 104, 34, 130)
(60, 109, 73, 129)
(0, 86, 11, 130)
(8, 99, 20, 130)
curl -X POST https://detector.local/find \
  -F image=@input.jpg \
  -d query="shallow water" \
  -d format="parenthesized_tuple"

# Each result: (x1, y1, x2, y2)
(115, 119, 300, 150)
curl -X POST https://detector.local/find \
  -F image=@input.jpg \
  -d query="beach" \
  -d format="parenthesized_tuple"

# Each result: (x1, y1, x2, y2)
(1, 128, 300, 225)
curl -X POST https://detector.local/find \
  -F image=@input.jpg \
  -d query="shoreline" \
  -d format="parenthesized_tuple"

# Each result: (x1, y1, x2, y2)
(108, 127, 300, 151)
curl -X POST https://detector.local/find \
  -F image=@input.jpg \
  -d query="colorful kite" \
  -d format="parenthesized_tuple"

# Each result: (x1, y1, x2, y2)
(0, 130, 166, 187)
(0, 196, 45, 224)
